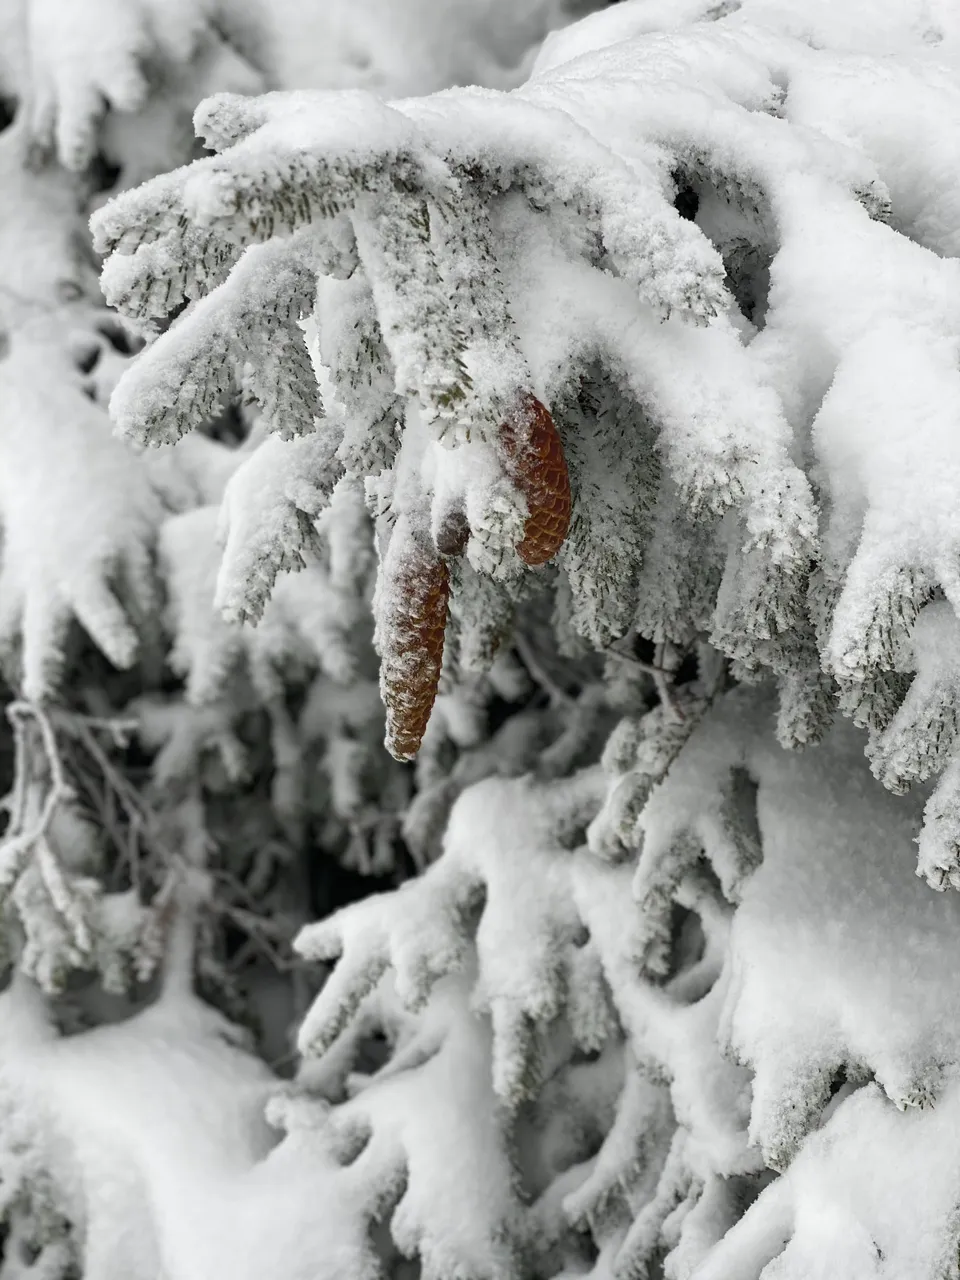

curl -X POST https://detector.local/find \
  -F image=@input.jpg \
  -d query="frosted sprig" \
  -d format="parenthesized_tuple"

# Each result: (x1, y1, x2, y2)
(215, 429, 345, 626)
(295, 769, 618, 1105)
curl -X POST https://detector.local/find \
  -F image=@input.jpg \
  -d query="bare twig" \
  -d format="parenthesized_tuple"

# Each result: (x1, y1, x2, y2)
(1, 698, 304, 1001)
(652, 642, 685, 724)
(5, 709, 31, 834)
(0, 703, 74, 889)
(513, 632, 575, 708)
(606, 636, 686, 724)
(0, 702, 94, 959)
(51, 709, 161, 890)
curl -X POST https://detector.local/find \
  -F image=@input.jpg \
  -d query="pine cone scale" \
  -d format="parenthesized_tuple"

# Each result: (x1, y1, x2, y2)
(499, 393, 571, 567)
(381, 534, 450, 760)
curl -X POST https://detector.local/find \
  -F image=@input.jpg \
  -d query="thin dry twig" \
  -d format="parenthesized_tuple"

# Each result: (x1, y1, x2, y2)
(0, 697, 306, 1001)
(51, 709, 159, 890)
(652, 641, 684, 724)
(513, 631, 576, 708)
(0, 702, 74, 887)
(0, 702, 94, 958)
(606, 635, 686, 723)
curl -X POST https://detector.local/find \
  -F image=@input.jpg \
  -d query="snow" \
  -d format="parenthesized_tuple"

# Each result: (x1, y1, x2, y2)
(223, 0, 605, 102)
(0, 332, 161, 698)
(813, 325, 960, 683)
(406, 86, 729, 323)
(696, 1081, 960, 1280)
(340, 978, 525, 1280)
(783, 53, 960, 258)
(605, 684, 960, 1274)
(297, 769, 613, 1087)
(13, 0, 960, 1277)
(109, 236, 320, 445)
(0, 977, 419, 1280)
(163, 498, 371, 704)
(214, 428, 344, 625)
(22, 0, 210, 169)
(533, 0, 960, 75)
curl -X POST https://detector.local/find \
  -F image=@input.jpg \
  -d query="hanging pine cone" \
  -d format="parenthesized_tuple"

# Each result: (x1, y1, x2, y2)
(433, 501, 470, 558)
(499, 393, 571, 566)
(380, 520, 450, 760)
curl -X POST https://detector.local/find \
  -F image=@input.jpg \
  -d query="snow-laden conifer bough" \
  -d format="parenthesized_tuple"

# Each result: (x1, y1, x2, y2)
(2, 0, 960, 1276)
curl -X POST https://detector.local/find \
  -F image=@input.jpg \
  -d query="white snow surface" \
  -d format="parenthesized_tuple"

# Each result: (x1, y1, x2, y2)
(11, 0, 960, 1278)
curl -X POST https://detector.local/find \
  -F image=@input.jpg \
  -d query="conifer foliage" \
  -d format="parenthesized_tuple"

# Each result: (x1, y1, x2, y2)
(2, 0, 960, 1277)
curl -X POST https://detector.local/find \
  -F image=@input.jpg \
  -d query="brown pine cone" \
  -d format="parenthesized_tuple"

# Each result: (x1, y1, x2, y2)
(380, 521, 450, 761)
(433, 502, 470, 558)
(499, 393, 571, 566)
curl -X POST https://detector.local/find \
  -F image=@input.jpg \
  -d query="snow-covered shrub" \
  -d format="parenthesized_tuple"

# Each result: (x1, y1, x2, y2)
(0, 0, 612, 1272)
(5, 0, 960, 1276)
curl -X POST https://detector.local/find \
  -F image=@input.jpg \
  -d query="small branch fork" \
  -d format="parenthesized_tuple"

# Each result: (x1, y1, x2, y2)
(0, 701, 176, 973)
(515, 626, 690, 724)
(607, 636, 686, 723)
(2, 702, 70, 864)
(0, 699, 312, 1004)
(0, 703, 81, 947)
(512, 631, 576, 708)
(51, 708, 147, 892)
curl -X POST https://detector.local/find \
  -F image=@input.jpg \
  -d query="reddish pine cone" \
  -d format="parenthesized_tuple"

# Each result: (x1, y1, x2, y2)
(381, 527, 450, 761)
(499, 394, 571, 566)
